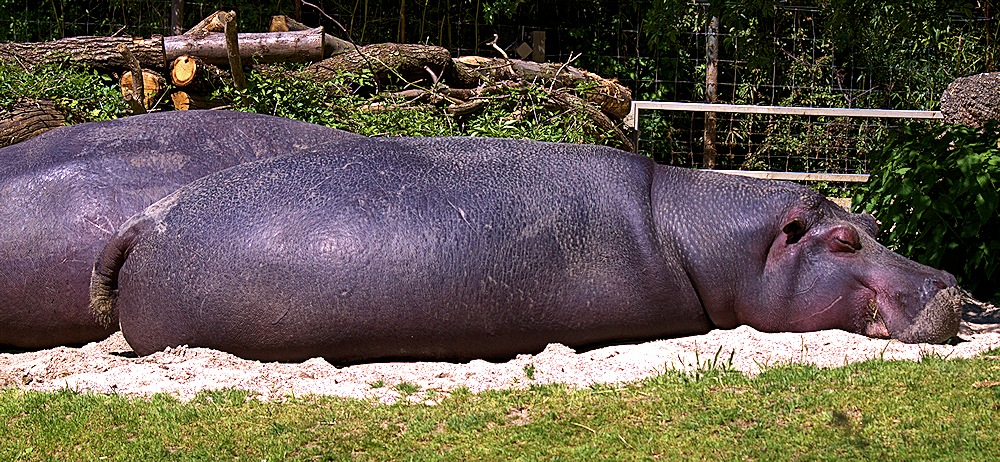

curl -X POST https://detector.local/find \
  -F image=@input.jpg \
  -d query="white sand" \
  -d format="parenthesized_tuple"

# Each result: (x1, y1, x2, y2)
(2, 303, 996, 403)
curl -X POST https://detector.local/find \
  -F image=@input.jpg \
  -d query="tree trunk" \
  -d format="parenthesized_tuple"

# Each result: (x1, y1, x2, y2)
(0, 99, 66, 147)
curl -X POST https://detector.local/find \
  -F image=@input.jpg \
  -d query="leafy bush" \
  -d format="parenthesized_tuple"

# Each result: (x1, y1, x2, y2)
(855, 122, 999, 302)
(0, 63, 128, 123)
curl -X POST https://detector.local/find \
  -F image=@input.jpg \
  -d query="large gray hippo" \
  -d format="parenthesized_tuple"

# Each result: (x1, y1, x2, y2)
(0, 111, 358, 348)
(91, 137, 961, 363)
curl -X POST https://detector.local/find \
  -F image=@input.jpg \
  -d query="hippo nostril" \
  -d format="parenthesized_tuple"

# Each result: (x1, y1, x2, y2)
(931, 278, 948, 290)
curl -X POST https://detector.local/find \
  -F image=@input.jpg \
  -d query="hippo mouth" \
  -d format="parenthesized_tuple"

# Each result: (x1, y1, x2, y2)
(864, 287, 963, 344)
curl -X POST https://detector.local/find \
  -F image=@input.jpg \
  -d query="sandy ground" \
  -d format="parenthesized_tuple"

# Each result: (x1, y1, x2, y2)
(2, 301, 997, 403)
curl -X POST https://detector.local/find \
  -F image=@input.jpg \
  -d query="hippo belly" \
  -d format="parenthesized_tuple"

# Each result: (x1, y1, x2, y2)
(92, 137, 709, 362)
(0, 111, 359, 349)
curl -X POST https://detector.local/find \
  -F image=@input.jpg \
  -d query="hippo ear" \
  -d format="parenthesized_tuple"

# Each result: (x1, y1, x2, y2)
(781, 216, 808, 244)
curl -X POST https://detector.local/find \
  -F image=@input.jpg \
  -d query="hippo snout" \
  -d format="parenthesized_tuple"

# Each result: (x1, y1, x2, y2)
(896, 285, 963, 344)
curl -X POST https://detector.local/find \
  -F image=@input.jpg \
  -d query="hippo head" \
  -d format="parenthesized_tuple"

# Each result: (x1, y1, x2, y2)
(740, 198, 961, 343)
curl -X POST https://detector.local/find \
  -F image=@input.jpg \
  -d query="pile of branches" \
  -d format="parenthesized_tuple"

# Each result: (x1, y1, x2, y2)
(0, 11, 633, 150)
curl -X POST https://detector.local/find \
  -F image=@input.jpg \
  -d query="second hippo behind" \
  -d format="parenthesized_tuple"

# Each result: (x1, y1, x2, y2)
(91, 137, 961, 363)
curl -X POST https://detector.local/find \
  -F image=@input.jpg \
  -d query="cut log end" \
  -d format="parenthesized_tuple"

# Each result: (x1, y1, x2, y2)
(120, 70, 166, 109)
(171, 55, 198, 86)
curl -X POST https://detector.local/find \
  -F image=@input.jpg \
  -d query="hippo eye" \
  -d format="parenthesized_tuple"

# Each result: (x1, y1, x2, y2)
(828, 225, 861, 253)
(832, 237, 858, 253)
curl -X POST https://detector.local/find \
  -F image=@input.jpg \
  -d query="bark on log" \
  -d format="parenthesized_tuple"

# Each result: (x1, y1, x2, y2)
(119, 69, 166, 109)
(0, 28, 327, 71)
(0, 36, 165, 71)
(450, 56, 632, 120)
(163, 28, 326, 66)
(941, 72, 1000, 128)
(302, 43, 452, 87)
(0, 99, 66, 147)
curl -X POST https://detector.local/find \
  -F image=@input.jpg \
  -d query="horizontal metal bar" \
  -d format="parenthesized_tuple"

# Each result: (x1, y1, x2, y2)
(708, 170, 871, 182)
(628, 101, 943, 129)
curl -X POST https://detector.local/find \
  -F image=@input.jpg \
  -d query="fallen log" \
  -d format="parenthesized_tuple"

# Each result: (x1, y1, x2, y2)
(169, 90, 226, 110)
(302, 43, 452, 88)
(0, 99, 66, 147)
(1, 28, 329, 71)
(0, 36, 164, 71)
(164, 28, 327, 66)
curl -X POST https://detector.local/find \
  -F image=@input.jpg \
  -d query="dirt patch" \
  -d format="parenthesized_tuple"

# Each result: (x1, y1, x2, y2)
(2, 303, 997, 403)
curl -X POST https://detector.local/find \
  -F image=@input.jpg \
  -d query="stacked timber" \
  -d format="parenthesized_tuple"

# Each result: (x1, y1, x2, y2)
(0, 11, 633, 149)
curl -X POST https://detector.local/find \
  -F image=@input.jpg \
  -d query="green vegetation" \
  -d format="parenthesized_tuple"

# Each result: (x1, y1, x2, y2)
(0, 62, 128, 123)
(857, 122, 1000, 302)
(2, 351, 998, 460)
(215, 64, 616, 145)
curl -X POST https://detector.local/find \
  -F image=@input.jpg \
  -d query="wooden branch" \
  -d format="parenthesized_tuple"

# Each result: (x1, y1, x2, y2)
(117, 43, 147, 114)
(0, 99, 66, 147)
(302, 43, 452, 87)
(220, 11, 247, 90)
(545, 90, 634, 151)
(448, 56, 632, 119)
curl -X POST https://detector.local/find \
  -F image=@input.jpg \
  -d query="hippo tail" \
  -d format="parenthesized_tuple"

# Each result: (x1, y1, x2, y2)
(90, 213, 155, 328)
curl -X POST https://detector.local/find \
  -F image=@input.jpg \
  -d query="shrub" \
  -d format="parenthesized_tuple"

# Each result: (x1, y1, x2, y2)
(855, 121, 1000, 302)
(0, 63, 128, 122)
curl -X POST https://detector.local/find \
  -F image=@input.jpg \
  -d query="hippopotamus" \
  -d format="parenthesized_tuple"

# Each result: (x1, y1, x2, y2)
(90, 136, 961, 363)
(0, 110, 359, 349)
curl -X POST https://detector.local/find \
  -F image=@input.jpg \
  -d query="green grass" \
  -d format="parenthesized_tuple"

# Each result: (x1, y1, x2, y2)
(2, 350, 998, 460)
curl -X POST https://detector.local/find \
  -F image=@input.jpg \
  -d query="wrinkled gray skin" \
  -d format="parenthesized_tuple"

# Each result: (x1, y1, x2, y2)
(0, 111, 359, 348)
(91, 137, 960, 363)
